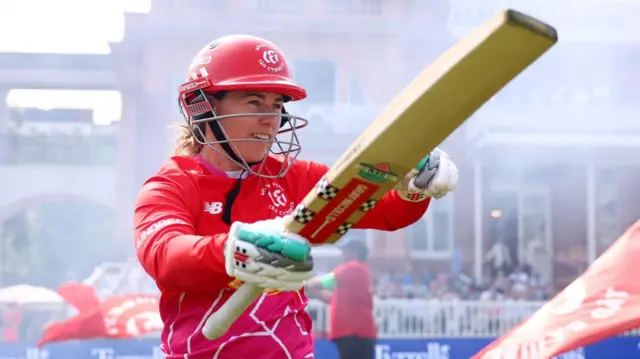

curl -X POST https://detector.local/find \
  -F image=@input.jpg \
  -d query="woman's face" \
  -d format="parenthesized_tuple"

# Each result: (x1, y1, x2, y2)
(209, 90, 284, 163)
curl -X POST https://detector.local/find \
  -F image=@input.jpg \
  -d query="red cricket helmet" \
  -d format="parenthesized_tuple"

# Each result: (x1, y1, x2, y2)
(179, 34, 307, 104)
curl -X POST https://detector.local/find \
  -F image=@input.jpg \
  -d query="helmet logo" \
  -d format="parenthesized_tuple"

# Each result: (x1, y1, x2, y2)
(256, 44, 285, 73)
(263, 50, 279, 65)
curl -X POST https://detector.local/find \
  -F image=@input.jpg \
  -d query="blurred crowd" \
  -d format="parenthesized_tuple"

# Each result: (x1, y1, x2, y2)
(118, 258, 557, 302)
(371, 263, 554, 302)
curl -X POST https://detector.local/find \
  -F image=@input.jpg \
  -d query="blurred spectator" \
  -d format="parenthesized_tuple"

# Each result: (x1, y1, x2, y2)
(509, 265, 530, 286)
(525, 238, 552, 285)
(366, 258, 554, 302)
(375, 272, 402, 298)
(485, 238, 512, 279)
(404, 274, 429, 299)
(1, 303, 21, 342)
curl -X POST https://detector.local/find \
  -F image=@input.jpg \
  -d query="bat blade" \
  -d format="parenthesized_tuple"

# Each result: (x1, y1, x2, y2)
(202, 8, 558, 340)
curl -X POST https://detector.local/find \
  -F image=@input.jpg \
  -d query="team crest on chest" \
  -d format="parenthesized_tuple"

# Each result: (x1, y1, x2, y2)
(260, 182, 295, 216)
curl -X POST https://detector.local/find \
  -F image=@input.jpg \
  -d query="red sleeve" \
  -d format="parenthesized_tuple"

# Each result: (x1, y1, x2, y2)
(332, 263, 371, 303)
(133, 174, 230, 293)
(332, 263, 351, 284)
(317, 290, 333, 303)
(304, 161, 431, 233)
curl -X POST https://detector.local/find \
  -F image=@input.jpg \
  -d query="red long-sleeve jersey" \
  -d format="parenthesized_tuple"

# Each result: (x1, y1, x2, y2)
(133, 154, 430, 359)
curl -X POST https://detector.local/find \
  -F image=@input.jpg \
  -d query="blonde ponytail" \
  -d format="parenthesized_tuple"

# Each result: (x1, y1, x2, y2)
(173, 123, 203, 156)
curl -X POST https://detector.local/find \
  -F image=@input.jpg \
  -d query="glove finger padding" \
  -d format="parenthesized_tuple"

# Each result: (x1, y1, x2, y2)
(411, 150, 441, 190)
(398, 148, 458, 201)
(225, 219, 314, 291)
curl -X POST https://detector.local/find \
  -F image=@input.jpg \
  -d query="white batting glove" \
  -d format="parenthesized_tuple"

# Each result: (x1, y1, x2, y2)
(397, 148, 459, 202)
(225, 217, 314, 292)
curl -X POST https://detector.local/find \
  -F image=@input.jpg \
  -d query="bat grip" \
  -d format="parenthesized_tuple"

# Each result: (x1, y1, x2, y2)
(201, 284, 263, 340)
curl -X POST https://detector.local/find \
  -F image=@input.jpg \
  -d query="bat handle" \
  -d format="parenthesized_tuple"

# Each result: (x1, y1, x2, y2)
(201, 284, 264, 340)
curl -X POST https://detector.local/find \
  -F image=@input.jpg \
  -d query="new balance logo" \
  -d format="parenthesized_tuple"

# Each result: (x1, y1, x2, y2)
(204, 202, 224, 214)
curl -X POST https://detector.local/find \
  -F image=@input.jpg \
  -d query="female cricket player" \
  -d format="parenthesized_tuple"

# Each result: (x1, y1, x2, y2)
(133, 34, 459, 359)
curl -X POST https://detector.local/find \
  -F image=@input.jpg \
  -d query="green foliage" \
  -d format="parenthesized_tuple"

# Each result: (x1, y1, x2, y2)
(0, 200, 117, 287)
(0, 209, 46, 284)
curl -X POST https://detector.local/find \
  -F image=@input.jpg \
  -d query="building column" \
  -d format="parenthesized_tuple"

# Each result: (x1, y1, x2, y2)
(473, 162, 483, 283)
(586, 162, 597, 264)
(114, 88, 139, 256)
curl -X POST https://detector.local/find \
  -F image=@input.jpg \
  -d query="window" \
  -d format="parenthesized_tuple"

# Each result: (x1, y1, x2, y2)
(518, 191, 551, 272)
(292, 60, 337, 104)
(484, 165, 554, 282)
(486, 190, 518, 262)
(406, 194, 454, 258)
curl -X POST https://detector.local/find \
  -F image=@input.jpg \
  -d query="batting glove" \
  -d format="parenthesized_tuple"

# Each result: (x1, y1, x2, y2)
(225, 217, 314, 292)
(397, 148, 459, 202)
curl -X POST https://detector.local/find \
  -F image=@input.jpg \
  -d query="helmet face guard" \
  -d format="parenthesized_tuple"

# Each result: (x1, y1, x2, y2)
(177, 35, 309, 178)
(178, 86, 308, 178)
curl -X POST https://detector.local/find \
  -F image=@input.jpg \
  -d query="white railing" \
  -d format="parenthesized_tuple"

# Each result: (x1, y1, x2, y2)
(84, 259, 150, 299)
(308, 298, 544, 338)
(102, 261, 639, 338)
(136, 298, 640, 339)
(309, 299, 640, 338)
(98, 260, 640, 339)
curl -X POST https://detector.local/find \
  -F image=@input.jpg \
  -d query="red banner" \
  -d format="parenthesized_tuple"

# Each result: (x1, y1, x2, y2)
(473, 219, 640, 359)
(56, 281, 100, 312)
(38, 283, 161, 347)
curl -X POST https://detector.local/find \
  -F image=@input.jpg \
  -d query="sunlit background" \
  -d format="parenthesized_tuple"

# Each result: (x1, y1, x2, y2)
(0, 0, 639, 357)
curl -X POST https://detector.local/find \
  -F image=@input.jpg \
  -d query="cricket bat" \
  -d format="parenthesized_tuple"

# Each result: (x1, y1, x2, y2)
(202, 8, 557, 340)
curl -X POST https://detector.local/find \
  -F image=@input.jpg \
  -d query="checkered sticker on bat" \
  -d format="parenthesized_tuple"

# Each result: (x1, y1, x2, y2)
(293, 205, 315, 224)
(335, 222, 353, 235)
(315, 176, 339, 200)
(359, 199, 377, 212)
